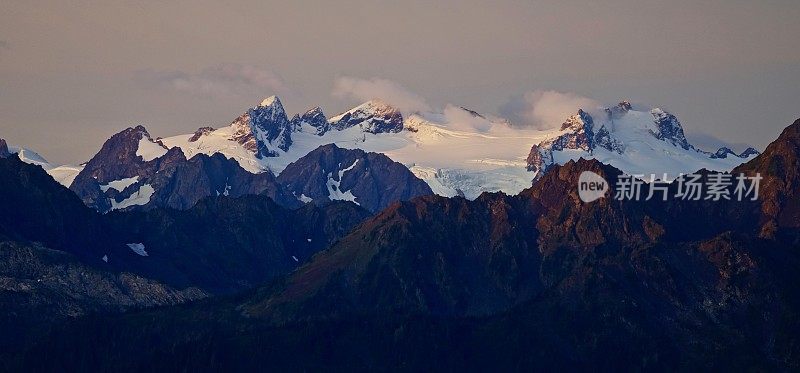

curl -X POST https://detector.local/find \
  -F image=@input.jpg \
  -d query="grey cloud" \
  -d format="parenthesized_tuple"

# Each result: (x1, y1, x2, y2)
(499, 90, 600, 130)
(135, 64, 293, 100)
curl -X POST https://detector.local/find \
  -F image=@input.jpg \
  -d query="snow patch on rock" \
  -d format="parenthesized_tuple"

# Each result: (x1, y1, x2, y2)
(109, 184, 155, 211)
(136, 136, 168, 162)
(126, 243, 148, 257)
(100, 176, 140, 192)
(326, 160, 360, 204)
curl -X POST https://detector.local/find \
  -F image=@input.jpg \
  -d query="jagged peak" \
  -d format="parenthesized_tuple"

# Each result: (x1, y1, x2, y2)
(329, 100, 404, 134)
(0, 138, 9, 158)
(258, 95, 282, 108)
(303, 106, 324, 116)
(226, 96, 293, 155)
(188, 126, 215, 142)
(293, 106, 330, 135)
(106, 125, 154, 144)
(300, 106, 327, 121)
(604, 101, 633, 119)
(560, 109, 594, 131)
(709, 146, 758, 159)
(649, 108, 692, 150)
(712, 146, 735, 159)
(739, 147, 760, 158)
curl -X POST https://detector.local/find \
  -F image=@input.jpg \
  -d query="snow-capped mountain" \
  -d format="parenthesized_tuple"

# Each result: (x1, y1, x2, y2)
(0, 138, 84, 187)
(159, 99, 548, 199)
(290, 106, 330, 135)
(65, 123, 431, 213)
(69, 126, 297, 213)
(160, 96, 758, 199)
(8, 96, 761, 206)
(526, 102, 759, 180)
(328, 99, 404, 134)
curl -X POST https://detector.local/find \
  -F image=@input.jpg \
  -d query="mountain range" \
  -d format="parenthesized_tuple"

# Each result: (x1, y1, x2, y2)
(5, 96, 757, 214)
(0, 96, 796, 370)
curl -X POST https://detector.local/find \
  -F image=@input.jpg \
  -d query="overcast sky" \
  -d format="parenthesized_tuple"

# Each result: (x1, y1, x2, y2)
(1, 0, 799, 164)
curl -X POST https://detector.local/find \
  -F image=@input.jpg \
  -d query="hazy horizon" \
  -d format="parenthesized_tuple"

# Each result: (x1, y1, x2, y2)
(2, 0, 799, 164)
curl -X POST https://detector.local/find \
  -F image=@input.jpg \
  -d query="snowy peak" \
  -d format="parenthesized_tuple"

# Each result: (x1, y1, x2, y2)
(248, 96, 292, 150)
(291, 106, 330, 135)
(228, 96, 293, 157)
(0, 138, 84, 186)
(72, 125, 165, 185)
(738, 147, 760, 158)
(527, 109, 596, 174)
(188, 127, 214, 142)
(4, 143, 54, 170)
(553, 109, 595, 152)
(650, 108, 692, 150)
(706, 144, 760, 159)
(560, 109, 593, 132)
(711, 146, 736, 159)
(69, 125, 167, 211)
(330, 100, 404, 134)
(259, 95, 280, 108)
(526, 103, 759, 179)
(604, 100, 632, 119)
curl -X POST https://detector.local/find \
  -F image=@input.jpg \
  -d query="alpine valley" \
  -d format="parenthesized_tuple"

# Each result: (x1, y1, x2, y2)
(2, 95, 799, 371)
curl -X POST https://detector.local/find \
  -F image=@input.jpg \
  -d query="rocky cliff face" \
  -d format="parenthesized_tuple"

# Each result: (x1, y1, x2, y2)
(70, 126, 165, 211)
(136, 148, 296, 211)
(277, 144, 433, 212)
(734, 118, 800, 234)
(650, 108, 692, 150)
(70, 126, 296, 213)
(229, 96, 294, 157)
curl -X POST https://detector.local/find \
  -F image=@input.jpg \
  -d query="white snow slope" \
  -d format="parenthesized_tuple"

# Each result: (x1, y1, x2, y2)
(7, 97, 757, 200)
(162, 102, 554, 198)
(6, 145, 84, 187)
(161, 99, 755, 199)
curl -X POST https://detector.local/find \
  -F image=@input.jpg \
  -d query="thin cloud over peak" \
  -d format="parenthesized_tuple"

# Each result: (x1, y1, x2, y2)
(499, 90, 601, 130)
(332, 76, 431, 114)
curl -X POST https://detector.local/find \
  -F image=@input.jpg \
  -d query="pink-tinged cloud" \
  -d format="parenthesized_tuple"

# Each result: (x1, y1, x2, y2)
(332, 76, 430, 114)
(501, 90, 600, 130)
